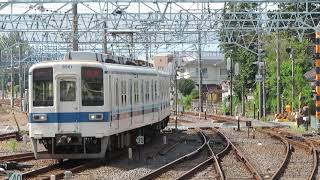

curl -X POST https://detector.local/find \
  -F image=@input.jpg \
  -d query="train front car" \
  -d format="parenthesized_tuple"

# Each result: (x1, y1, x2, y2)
(29, 61, 109, 159)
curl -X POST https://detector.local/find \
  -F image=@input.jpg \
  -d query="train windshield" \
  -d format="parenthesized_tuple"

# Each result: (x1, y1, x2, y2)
(81, 67, 104, 106)
(33, 68, 54, 107)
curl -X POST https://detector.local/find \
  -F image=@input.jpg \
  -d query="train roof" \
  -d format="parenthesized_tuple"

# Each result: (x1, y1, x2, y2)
(30, 60, 169, 76)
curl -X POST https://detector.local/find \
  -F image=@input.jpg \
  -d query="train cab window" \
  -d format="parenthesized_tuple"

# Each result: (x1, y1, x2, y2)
(60, 81, 76, 101)
(81, 67, 104, 106)
(33, 68, 53, 107)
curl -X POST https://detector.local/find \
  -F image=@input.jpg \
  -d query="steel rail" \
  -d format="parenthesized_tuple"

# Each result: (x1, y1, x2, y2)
(175, 128, 227, 180)
(305, 139, 318, 180)
(0, 152, 34, 162)
(138, 129, 207, 180)
(256, 128, 291, 180)
(22, 162, 64, 179)
(0, 132, 18, 141)
(264, 128, 317, 180)
(214, 128, 263, 180)
(41, 160, 101, 180)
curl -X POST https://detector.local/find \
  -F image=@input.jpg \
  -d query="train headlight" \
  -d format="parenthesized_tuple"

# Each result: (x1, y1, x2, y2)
(89, 113, 103, 121)
(32, 114, 47, 121)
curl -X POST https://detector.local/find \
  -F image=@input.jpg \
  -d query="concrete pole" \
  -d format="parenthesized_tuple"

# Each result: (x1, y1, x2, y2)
(0, 50, 3, 100)
(103, 21, 107, 54)
(230, 56, 233, 116)
(198, 32, 203, 115)
(276, 20, 281, 114)
(257, 4, 263, 119)
(291, 51, 294, 112)
(263, 65, 266, 119)
(145, 44, 149, 63)
(315, 31, 320, 132)
(10, 48, 14, 108)
(175, 63, 178, 130)
(1, 74, 4, 100)
(72, 3, 79, 51)
(23, 66, 25, 94)
(19, 44, 23, 111)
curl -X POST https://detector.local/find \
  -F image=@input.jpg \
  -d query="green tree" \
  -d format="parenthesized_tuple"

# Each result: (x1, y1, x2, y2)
(263, 32, 313, 114)
(220, 3, 258, 102)
(178, 79, 195, 96)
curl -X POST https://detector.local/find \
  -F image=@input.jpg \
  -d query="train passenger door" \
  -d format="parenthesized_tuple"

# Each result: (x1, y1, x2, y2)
(57, 76, 80, 133)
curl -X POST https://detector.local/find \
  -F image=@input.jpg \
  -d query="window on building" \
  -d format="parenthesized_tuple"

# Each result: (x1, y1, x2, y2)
(220, 68, 228, 75)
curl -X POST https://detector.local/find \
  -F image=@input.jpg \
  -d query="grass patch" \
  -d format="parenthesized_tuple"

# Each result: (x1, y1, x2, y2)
(288, 124, 305, 134)
(7, 139, 17, 152)
(2, 139, 18, 152)
(0, 106, 7, 113)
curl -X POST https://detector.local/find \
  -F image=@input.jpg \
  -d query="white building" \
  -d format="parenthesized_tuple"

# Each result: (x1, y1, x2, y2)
(179, 54, 228, 102)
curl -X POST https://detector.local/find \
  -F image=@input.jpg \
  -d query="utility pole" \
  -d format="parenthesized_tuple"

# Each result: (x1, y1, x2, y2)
(257, 4, 264, 119)
(230, 56, 233, 116)
(72, 3, 78, 51)
(290, 49, 294, 112)
(103, 21, 107, 54)
(276, 19, 281, 114)
(175, 59, 178, 130)
(198, 32, 203, 114)
(0, 50, 3, 100)
(10, 48, 14, 108)
(18, 44, 23, 111)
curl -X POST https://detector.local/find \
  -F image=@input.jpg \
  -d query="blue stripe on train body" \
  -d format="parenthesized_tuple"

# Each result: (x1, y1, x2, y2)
(29, 112, 110, 123)
(29, 102, 170, 123)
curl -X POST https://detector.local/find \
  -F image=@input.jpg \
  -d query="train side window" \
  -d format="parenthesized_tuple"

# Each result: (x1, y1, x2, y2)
(151, 80, 154, 102)
(129, 79, 132, 106)
(140, 79, 144, 103)
(81, 67, 104, 106)
(121, 80, 127, 106)
(115, 79, 119, 106)
(134, 80, 139, 103)
(154, 81, 158, 101)
(145, 80, 150, 103)
(33, 67, 53, 107)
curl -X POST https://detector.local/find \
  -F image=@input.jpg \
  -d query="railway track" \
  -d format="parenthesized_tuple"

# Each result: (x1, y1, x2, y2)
(139, 127, 263, 180)
(21, 146, 129, 179)
(0, 131, 19, 141)
(0, 152, 35, 162)
(258, 128, 317, 180)
(21, 159, 102, 180)
(138, 129, 208, 180)
(176, 128, 227, 180)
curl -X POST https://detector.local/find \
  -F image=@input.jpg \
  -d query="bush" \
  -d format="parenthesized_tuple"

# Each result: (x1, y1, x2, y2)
(182, 95, 192, 110)
(178, 79, 195, 96)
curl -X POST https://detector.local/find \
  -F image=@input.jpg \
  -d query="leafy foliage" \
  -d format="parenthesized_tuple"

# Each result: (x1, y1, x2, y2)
(178, 79, 195, 96)
(263, 32, 313, 114)
(182, 95, 192, 110)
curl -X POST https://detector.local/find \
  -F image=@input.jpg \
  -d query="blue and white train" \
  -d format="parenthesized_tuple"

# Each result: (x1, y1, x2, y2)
(29, 52, 170, 159)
